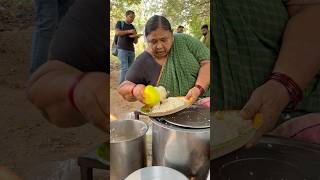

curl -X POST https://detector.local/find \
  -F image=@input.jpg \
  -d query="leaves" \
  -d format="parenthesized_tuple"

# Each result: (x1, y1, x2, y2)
(110, 0, 210, 37)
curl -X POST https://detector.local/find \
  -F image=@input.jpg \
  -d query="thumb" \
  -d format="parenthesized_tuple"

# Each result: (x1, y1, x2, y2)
(240, 94, 261, 120)
(185, 89, 193, 100)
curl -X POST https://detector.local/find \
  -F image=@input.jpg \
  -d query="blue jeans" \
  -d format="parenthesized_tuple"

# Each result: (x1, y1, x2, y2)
(30, 0, 74, 73)
(118, 49, 135, 84)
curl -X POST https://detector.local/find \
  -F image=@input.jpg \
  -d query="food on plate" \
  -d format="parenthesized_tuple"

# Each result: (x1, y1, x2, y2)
(212, 111, 252, 146)
(151, 97, 187, 113)
(155, 86, 167, 102)
(141, 86, 190, 115)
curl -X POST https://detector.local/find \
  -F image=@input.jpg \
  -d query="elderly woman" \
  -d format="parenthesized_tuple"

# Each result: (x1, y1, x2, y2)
(213, 0, 320, 146)
(118, 15, 210, 105)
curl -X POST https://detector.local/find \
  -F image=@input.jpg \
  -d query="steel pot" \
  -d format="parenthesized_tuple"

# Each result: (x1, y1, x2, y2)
(136, 105, 210, 179)
(110, 119, 148, 180)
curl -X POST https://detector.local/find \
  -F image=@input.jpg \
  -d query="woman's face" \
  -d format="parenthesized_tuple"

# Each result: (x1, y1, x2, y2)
(146, 28, 173, 58)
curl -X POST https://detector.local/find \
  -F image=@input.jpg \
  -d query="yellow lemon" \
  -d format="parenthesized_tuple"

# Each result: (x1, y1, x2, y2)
(253, 113, 263, 129)
(144, 85, 160, 106)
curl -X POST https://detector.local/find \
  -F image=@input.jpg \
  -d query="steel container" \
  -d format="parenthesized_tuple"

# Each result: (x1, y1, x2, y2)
(110, 120, 148, 180)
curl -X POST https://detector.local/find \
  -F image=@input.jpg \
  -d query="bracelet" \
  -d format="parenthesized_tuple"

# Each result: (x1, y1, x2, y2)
(68, 73, 87, 111)
(131, 84, 137, 97)
(195, 84, 205, 96)
(269, 72, 303, 108)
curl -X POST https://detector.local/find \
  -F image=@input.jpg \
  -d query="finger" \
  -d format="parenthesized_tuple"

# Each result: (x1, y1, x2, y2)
(91, 106, 108, 132)
(140, 90, 145, 103)
(240, 93, 261, 120)
(97, 88, 108, 115)
(246, 110, 277, 148)
(185, 90, 193, 100)
(79, 95, 108, 132)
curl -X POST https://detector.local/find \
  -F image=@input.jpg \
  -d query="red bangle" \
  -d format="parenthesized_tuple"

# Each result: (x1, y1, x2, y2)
(131, 84, 137, 97)
(68, 73, 87, 111)
(195, 84, 205, 96)
(269, 72, 303, 108)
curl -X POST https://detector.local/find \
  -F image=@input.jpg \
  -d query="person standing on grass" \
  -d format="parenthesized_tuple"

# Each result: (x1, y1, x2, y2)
(30, 0, 75, 74)
(115, 10, 140, 84)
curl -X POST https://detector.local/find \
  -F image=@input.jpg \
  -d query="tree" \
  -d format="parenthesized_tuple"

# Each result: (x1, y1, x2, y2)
(110, 0, 142, 26)
(162, 0, 209, 38)
(110, 0, 209, 37)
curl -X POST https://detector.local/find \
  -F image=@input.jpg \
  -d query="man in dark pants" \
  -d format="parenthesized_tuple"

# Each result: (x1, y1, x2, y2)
(30, 0, 75, 73)
(115, 10, 140, 84)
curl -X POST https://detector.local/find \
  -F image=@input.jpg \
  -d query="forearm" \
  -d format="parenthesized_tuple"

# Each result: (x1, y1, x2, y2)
(27, 60, 87, 127)
(115, 29, 131, 36)
(196, 61, 210, 90)
(273, 5, 320, 90)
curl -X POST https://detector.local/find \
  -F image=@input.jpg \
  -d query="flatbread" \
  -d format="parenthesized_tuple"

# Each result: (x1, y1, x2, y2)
(140, 97, 192, 117)
(211, 111, 255, 159)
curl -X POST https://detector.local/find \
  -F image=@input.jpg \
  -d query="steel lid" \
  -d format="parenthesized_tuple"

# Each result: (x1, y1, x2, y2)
(125, 166, 188, 180)
(155, 105, 210, 128)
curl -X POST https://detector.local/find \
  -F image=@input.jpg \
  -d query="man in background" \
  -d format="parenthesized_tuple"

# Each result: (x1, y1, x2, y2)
(200, 24, 210, 49)
(30, 0, 75, 73)
(115, 10, 140, 84)
(176, 25, 184, 33)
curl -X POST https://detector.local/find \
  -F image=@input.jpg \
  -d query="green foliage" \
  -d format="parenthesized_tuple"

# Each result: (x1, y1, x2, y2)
(162, 0, 209, 37)
(110, 0, 209, 37)
(96, 142, 109, 161)
(109, 0, 210, 64)
(110, 0, 142, 24)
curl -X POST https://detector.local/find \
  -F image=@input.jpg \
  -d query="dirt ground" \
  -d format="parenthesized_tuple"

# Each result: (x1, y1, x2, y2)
(110, 67, 142, 120)
(0, 2, 112, 179)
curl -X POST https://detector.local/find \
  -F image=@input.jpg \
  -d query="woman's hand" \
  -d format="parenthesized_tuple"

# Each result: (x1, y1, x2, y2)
(133, 84, 145, 103)
(240, 80, 290, 148)
(185, 87, 201, 104)
(118, 81, 136, 102)
(74, 72, 108, 132)
(126, 29, 136, 34)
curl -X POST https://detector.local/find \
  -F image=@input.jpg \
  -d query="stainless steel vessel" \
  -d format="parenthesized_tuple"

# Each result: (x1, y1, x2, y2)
(125, 166, 189, 180)
(137, 105, 210, 179)
(110, 120, 148, 180)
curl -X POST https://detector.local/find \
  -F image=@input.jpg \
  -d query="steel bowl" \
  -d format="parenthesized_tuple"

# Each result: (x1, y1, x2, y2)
(125, 166, 189, 180)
